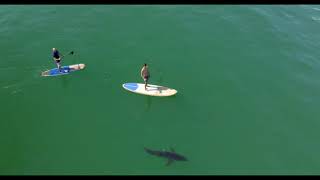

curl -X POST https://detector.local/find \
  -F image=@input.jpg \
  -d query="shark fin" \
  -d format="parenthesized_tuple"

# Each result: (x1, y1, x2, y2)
(166, 158, 174, 166)
(170, 147, 175, 153)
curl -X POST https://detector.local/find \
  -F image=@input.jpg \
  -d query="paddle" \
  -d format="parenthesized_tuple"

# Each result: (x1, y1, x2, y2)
(55, 51, 74, 71)
(61, 51, 74, 58)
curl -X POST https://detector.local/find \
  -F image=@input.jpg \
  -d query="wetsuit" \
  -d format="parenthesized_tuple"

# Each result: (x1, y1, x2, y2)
(52, 49, 62, 69)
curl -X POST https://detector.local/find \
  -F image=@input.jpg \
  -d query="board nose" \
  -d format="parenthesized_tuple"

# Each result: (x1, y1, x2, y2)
(79, 64, 85, 69)
(123, 83, 138, 91)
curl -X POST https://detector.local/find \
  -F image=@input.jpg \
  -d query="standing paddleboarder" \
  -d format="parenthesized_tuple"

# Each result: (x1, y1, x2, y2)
(141, 63, 150, 90)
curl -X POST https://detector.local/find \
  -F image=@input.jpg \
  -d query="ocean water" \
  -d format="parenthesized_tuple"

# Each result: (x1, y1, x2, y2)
(1, 5, 320, 175)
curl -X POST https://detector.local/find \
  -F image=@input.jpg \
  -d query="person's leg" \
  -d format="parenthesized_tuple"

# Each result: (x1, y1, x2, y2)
(144, 78, 147, 90)
(56, 61, 62, 72)
(145, 76, 149, 90)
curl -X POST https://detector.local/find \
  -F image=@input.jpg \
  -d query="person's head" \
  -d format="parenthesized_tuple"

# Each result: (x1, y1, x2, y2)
(52, 48, 56, 51)
(144, 63, 147, 67)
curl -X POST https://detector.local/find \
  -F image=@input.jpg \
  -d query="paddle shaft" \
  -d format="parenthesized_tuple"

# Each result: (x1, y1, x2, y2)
(61, 51, 74, 58)
(53, 51, 74, 62)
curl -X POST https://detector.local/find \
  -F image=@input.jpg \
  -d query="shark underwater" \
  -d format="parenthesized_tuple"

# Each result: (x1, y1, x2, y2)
(144, 147, 188, 166)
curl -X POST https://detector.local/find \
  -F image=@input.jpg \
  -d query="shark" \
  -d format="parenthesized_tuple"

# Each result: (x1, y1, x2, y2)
(144, 147, 188, 166)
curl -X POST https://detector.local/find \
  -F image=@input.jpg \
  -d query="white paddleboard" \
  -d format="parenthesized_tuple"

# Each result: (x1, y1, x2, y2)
(122, 83, 177, 97)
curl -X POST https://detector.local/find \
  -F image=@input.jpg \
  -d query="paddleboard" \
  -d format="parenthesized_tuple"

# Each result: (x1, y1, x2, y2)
(122, 83, 177, 97)
(41, 64, 85, 77)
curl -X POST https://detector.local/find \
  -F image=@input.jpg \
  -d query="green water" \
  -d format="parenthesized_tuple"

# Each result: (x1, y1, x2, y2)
(1, 5, 320, 175)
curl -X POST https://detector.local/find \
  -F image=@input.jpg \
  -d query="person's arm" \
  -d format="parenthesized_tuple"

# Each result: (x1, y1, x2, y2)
(53, 57, 61, 61)
(53, 51, 61, 60)
(141, 68, 144, 78)
(58, 52, 63, 59)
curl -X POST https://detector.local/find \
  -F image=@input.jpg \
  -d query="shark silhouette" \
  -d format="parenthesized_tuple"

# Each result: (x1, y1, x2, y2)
(144, 147, 188, 166)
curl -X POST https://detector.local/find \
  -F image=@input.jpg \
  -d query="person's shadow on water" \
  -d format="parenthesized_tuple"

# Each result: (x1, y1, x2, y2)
(145, 96, 152, 112)
(61, 75, 70, 89)
(144, 69, 166, 112)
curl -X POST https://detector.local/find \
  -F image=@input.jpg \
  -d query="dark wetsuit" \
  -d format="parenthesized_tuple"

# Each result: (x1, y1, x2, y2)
(52, 49, 62, 71)
(52, 50, 61, 63)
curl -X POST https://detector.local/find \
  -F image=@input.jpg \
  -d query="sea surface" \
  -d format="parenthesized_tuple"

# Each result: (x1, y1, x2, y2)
(1, 5, 320, 175)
